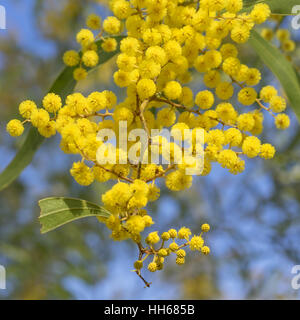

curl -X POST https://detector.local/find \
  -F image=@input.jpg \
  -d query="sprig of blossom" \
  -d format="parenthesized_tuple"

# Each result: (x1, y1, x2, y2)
(6, 0, 292, 286)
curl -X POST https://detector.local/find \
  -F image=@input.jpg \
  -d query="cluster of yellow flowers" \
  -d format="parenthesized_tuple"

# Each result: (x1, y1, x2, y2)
(6, 0, 292, 285)
(104, 215, 210, 284)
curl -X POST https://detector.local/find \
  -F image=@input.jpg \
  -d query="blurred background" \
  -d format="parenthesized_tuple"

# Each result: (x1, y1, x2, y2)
(0, 0, 300, 300)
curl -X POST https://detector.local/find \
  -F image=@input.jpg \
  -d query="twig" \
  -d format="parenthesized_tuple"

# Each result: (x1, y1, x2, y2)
(154, 97, 236, 128)
(135, 271, 152, 288)
(230, 77, 275, 117)
(146, 164, 176, 183)
(138, 99, 151, 143)
(95, 164, 133, 183)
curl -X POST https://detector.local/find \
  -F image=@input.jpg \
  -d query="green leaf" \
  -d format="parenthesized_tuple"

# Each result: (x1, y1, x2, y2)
(38, 197, 111, 234)
(248, 30, 300, 121)
(0, 36, 125, 192)
(0, 127, 45, 191)
(242, 0, 299, 14)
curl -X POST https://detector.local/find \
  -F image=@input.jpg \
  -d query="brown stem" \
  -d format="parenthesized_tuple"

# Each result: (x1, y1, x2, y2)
(136, 97, 152, 178)
(230, 77, 274, 116)
(138, 99, 151, 143)
(146, 164, 176, 183)
(81, 112, 113, 119)
(95, 164, 133, 183)
(154, 97, 236, 128)
(136, 271, 151, 288)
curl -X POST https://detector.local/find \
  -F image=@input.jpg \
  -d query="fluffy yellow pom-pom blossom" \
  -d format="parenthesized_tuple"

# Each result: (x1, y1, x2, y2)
(7, 0, 292, 286)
